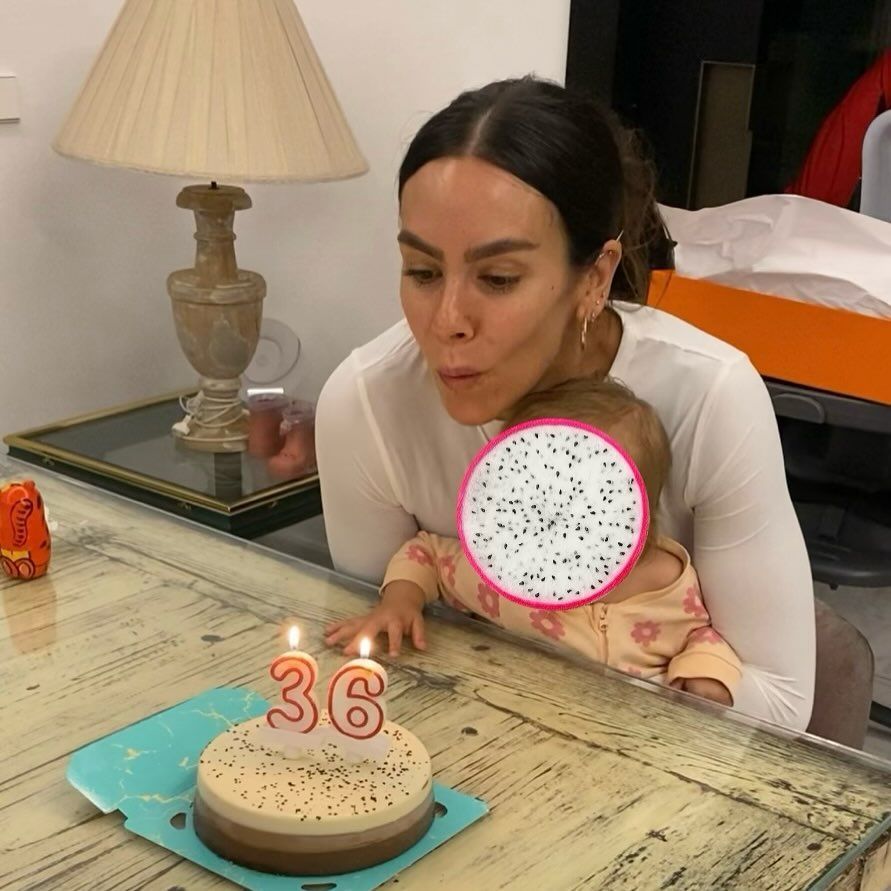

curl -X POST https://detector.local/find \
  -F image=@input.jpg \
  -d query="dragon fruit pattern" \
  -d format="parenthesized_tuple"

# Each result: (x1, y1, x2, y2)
(457, 419, 648, 610)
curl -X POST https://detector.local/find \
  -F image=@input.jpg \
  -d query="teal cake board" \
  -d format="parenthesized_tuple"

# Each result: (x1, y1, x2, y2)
(67, 687, 488, 890)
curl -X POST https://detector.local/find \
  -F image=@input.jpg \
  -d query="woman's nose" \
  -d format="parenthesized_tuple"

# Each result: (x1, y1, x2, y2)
(432, 277, 473, 341)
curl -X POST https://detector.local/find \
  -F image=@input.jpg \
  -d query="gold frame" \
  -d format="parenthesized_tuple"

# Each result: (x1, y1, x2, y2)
(3, 390, 319, 515)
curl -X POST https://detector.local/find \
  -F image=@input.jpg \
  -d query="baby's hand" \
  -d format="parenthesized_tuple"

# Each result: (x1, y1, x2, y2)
(682, 677, 733, 706)
(324, 582, 427, 658)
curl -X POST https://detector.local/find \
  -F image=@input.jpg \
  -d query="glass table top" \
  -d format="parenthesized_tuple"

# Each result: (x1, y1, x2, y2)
(6, 396, 317, 508)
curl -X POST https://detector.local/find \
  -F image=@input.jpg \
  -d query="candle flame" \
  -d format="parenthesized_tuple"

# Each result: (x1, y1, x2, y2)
(288, 625, 300, 650)
(359, 637, 371, 659)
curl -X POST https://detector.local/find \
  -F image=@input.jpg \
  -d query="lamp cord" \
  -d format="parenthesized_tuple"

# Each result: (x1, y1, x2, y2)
(173, 390, 246, 444)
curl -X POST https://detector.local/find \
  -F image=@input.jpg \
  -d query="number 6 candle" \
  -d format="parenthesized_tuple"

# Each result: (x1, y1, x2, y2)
(266, 625, 320, 733)
(327, 637, 388, 740)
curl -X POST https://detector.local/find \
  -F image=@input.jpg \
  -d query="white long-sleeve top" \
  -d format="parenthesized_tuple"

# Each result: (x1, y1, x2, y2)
(316, 302, 816, 730)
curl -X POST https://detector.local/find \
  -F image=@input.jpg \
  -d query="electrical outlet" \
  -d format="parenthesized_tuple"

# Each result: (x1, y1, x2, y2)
(0, 76, 20, 123)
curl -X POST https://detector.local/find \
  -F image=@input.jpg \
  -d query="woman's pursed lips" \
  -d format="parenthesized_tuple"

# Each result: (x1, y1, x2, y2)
(438, 366, 484, 388)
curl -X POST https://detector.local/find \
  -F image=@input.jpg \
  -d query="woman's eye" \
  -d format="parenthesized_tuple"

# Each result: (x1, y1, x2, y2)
(403, 268, 439, 286)
(481, 274, 520, 292)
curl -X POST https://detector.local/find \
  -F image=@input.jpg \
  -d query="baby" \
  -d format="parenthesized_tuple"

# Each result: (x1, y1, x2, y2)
(325, 377, 741, 705)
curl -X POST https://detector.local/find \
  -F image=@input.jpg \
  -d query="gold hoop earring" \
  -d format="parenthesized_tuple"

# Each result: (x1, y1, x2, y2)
(581, 288, 611, 348)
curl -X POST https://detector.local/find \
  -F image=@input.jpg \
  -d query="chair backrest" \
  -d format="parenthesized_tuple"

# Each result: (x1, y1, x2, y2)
(806, 598, 874, 748)
(860, 108, 891, 222)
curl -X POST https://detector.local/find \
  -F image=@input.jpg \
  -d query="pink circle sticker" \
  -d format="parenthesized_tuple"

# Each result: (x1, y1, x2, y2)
(456, 418, 649, 611)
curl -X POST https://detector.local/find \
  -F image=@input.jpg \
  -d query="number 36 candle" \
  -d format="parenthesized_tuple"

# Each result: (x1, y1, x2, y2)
(262, 627, 390, 762)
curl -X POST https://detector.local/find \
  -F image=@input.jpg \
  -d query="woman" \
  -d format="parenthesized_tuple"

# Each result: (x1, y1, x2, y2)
(315, 77, 815, 730)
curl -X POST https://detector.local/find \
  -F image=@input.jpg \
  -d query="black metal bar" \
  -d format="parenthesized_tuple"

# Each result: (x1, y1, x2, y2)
(869, 700, 891, 729)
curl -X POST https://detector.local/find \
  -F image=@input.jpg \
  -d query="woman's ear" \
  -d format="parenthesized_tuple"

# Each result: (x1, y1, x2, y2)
(574, 259, 612, 322)
(573, 269, 598, 324)
(595, 238, 623, 295)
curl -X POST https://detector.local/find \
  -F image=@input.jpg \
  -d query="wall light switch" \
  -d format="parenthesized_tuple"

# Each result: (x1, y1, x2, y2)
(0, 76, 20, 123)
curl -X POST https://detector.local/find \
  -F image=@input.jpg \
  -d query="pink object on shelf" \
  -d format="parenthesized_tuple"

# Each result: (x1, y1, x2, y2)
(267, 400, 317, 480)
(247, 393, 288, 457)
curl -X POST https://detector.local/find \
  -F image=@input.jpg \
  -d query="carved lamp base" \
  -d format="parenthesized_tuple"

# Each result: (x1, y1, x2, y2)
(167, 184, 266, 453)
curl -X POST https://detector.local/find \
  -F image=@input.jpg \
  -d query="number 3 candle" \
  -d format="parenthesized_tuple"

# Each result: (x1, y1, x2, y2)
(327, 637, 388, 740)
(266, 625, 320, 733)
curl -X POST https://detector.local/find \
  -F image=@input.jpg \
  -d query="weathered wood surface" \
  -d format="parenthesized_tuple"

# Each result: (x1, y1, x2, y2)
(1, 456, 890, 891)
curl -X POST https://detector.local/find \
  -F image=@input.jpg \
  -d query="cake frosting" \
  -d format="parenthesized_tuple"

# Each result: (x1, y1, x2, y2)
(193, 713, 434, 875)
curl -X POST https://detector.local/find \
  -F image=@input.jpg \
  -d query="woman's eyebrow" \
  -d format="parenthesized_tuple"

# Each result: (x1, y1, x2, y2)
(466, 238, 539, 261)
(397, 230, 539, 261)
(397, 230, 443, 259)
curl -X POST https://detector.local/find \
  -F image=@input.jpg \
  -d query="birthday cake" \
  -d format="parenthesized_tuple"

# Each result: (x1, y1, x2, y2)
(193, 711, 434, 875)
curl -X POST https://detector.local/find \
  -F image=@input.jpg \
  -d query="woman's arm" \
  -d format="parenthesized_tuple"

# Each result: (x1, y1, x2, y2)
(316, 355, 420, 584)
(687, 358, 816, 731)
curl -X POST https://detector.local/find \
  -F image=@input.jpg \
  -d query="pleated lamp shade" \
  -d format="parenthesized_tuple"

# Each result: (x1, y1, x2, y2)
(53, 0, 368, 183)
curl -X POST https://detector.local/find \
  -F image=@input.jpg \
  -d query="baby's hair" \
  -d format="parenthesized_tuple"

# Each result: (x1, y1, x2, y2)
(505, 376, 672, 550)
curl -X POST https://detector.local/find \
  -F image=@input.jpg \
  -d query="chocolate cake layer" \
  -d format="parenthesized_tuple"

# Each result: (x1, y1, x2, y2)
(193, 789, 435, 875)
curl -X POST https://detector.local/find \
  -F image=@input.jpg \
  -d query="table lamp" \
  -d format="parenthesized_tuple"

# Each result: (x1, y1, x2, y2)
(53, 0, 367, 452)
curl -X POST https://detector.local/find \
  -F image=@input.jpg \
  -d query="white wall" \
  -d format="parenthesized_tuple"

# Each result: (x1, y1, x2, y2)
(0, 0, 570, 437)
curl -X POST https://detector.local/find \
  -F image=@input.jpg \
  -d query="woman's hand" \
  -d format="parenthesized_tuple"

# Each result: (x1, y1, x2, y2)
(681, 677, 733, 706)
(324, 581, 427, 658)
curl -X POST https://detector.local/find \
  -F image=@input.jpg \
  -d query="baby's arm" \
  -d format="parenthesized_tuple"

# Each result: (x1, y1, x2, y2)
(325, 533, 467, 657)
(667, 627, 743, 705)
(382, 532, 478, 615)
(381, 532, 452, 605)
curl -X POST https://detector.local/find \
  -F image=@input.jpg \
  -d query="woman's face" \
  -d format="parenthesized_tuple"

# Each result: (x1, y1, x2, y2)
(399, 156, 605, 426)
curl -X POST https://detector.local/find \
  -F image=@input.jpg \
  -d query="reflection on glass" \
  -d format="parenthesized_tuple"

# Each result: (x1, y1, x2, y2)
(26, 399, 316, 505)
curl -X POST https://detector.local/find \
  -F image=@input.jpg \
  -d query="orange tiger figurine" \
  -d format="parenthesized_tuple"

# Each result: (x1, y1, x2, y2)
(0, 480, 51, 580)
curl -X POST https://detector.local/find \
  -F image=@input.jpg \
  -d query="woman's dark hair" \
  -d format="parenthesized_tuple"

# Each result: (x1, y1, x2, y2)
(398, 77, 672, 304)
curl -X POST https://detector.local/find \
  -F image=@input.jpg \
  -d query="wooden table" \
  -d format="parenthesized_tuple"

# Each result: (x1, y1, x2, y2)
(1, 456, 890, 891)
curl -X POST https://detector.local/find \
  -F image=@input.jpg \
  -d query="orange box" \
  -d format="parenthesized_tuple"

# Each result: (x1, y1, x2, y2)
(646, 270, 891, 406)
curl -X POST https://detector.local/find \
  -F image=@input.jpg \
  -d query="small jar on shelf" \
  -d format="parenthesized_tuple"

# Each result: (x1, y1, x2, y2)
(246, 391, 289, 458)
(267, 399, 317, 480)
